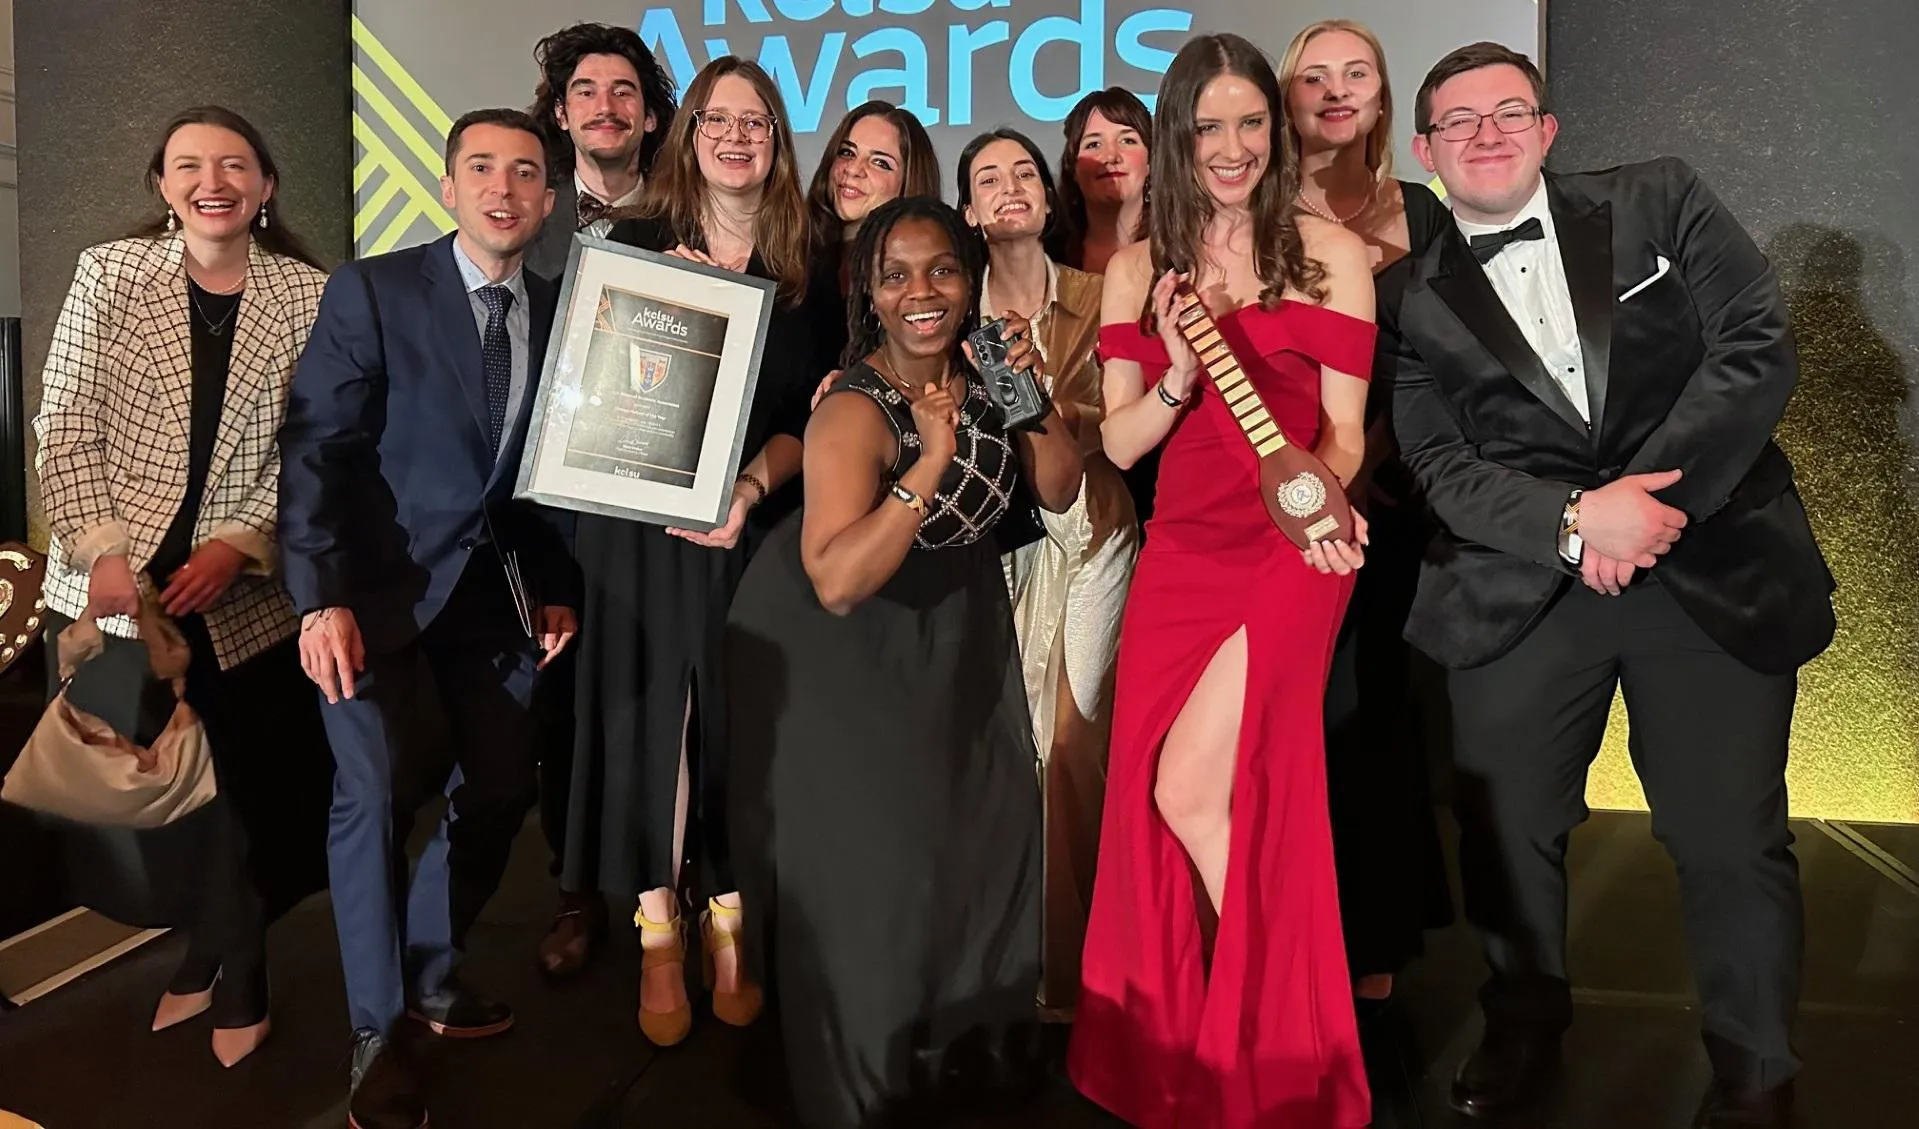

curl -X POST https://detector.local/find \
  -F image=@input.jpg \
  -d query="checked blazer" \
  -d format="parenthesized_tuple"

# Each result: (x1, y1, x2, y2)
(33, 234, 328, 668)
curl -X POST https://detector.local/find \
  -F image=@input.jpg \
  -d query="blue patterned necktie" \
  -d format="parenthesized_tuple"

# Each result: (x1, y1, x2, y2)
(477, 284, 514, 453)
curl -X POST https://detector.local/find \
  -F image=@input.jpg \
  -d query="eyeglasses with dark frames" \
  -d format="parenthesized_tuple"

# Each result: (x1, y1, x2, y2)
(1425, 104, 1543, 143)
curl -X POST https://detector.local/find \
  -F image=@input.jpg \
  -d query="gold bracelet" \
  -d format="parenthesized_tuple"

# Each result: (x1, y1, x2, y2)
(736, 471, 768, 506)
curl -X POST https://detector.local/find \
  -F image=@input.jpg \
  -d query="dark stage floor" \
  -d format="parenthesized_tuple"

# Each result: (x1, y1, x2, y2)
(2, 812, 1914, 1129)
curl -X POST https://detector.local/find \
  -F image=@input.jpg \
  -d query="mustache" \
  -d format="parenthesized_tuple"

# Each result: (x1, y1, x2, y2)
(584, 115, 632, 130)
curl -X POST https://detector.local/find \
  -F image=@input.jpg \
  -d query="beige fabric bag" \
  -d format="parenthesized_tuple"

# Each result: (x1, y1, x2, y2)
(1, 605, 216, 828)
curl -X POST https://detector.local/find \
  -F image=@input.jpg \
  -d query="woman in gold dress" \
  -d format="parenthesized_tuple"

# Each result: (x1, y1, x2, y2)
(958, 127, 1139, 1015)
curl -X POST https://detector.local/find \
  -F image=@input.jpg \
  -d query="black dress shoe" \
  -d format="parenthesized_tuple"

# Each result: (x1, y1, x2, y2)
(1448, 1027, 1561, 1120)
(1694, 1078, 1794, 1127)
(348, 1029, 428, 1129)
(408, 978, 514, 1039)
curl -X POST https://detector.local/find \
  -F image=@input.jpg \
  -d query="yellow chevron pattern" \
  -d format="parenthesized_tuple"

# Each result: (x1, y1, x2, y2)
(351, 15, 455, 256)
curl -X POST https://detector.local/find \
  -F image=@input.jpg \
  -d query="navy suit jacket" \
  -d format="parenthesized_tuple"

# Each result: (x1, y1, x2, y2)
(278, 232, 578, 653)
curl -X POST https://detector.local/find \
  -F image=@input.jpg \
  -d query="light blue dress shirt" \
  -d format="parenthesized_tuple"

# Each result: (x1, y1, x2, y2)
(451, 237, 531, 461)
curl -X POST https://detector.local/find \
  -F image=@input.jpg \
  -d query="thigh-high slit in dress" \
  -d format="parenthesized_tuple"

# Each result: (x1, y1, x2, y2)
(1068, 299, 1377, 1129)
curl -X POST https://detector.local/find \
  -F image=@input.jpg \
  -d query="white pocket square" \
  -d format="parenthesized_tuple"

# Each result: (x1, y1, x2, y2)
(1618, 255, 1672, 302)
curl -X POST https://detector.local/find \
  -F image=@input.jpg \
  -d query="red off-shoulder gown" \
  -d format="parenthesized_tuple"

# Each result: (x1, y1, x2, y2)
(1069, 299, 1377, 1129)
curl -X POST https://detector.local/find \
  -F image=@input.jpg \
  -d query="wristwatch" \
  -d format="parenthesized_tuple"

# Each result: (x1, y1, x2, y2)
(890, 483, 927, 518)
(1557, 488, 1584, 566)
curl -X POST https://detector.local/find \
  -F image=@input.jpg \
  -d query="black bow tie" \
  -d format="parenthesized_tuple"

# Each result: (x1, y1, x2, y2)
(1469, 216, 1545, 264)
(576, 192, 611, 230)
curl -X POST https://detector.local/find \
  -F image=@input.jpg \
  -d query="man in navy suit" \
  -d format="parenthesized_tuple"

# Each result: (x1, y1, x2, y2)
(279, 107, 576, 1129)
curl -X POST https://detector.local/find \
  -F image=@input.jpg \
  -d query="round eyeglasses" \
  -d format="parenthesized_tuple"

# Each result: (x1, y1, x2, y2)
(694, 110, 776, 144)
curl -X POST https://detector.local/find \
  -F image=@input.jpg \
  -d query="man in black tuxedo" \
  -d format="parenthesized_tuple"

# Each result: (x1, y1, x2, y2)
(1379, 43, 1835, 1128)
(520, 22, 678, 978)
(280, 108, 575, 1129)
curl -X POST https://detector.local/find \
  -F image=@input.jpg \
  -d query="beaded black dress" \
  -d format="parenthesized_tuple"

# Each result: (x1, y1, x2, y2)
(726, 362, 1044, 1129)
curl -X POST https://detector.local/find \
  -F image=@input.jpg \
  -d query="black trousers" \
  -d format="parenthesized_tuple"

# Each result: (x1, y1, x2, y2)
(535, 643, 578, 881)
(1324, 502, 1454, 978)
(1447, 578, 1803, 1091)
(41, 611, 331, 1025)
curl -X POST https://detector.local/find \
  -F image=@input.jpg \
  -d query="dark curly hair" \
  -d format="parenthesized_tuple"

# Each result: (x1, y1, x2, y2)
(842, 195, 984, 371)
(527, 22, 678, 182)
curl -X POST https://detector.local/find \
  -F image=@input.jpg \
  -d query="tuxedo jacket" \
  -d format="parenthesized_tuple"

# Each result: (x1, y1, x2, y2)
(1380, 158, 1834, 674)
(34, 236, 327, 668)
(277, 233, 577, 653)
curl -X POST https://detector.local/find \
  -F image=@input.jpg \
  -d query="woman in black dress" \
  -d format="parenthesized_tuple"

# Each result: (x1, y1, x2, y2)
(727, 196, 1083, 1128)
(1280, 17, 1456, 1011)
(562, 55, 822, 1046)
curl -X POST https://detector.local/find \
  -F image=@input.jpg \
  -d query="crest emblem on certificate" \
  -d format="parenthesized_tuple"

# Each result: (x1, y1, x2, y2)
(630, 345, 672, 394)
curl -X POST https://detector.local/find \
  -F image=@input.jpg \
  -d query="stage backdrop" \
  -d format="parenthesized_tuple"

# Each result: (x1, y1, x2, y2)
(348, 0, 1538, 256)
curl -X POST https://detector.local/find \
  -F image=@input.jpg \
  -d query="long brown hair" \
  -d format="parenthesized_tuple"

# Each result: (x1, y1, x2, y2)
(805, 101, 941, 261)
(1149, 34, 1324, 308)
(626, 56, 808, 305)
(1056, 87, 1152, 267)
(126, 106, 325, 270)
(1277, 19, 1395, 182)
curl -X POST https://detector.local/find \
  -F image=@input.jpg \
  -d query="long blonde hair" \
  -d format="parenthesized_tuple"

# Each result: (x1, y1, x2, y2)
(1277, 19, 1395, 183)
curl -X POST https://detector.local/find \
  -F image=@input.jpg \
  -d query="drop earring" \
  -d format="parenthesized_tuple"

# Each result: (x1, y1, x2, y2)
(258, 208, 269, 231)
(165, 210, 176, 233)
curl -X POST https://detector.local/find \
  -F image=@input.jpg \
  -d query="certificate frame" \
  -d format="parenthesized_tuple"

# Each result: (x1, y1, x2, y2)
(513, 234, 776, 531)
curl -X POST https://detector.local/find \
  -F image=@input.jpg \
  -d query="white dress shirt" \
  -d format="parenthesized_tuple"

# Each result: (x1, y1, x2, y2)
(979, 256, 1061, 384)
(1454, 180, 1589, 423)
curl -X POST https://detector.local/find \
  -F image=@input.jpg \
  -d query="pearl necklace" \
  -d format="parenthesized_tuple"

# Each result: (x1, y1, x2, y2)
(1295, 181, 1375, 225)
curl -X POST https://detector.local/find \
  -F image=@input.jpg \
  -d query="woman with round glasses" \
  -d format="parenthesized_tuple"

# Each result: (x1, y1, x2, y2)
(1278, 16, 1455, 1024)
(560, 54, 823, 1047)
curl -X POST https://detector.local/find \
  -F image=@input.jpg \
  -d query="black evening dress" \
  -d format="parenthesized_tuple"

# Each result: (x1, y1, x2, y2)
(560, 217, 824, 903)
(727, 364, 1045, 1129)
(1323, 179, 1457, 979)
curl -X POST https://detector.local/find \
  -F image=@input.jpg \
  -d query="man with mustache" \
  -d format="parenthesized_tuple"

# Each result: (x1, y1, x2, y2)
(521, 22, 679, 979)
(525, 22, 677, 278)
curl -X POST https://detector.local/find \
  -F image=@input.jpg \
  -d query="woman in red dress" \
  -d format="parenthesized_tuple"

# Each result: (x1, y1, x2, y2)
(1068, 32, 1378, 1129)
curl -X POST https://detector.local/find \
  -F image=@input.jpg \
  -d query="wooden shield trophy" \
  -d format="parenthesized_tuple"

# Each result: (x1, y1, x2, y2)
(1167, 282, 1354, 550)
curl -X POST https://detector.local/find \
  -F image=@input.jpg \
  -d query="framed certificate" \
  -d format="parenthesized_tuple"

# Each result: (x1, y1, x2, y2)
(513, 235, 776, 530)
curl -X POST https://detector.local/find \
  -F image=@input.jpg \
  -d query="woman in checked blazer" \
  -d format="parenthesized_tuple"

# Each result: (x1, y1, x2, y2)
(32, 106, 334, 1067)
